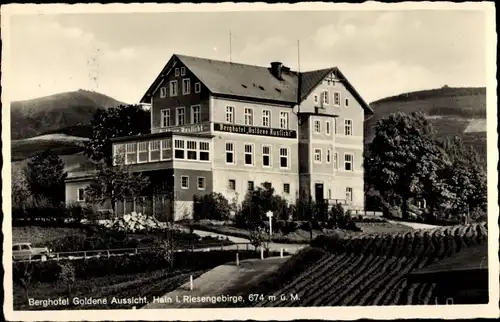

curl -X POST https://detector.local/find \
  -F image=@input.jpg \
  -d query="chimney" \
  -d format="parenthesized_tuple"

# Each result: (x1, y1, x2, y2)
(270, 61, 283, 80)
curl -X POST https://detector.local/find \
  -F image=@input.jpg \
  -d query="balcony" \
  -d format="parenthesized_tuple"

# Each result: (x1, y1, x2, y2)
(111, 132, 213, 169)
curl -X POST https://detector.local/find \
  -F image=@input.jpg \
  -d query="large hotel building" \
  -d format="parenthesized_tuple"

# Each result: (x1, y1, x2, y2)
(65, 54, 374, 220)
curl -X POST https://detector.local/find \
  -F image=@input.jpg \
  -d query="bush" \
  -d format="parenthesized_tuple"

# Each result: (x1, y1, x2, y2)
(236, 185, 289, 228)
(193, 193, 232, 221)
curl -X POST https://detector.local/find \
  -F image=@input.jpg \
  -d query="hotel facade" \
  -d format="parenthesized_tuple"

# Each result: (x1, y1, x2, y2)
(66, 54, 373, 220)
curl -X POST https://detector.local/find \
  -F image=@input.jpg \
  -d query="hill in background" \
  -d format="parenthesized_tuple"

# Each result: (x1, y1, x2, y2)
(10, 89, 125, 140)
(365, 86, 487, 160)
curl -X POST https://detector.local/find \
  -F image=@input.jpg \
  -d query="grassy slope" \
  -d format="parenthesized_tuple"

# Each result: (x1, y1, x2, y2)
(365, 86, 487, 160)
(10, 89, 125, 140)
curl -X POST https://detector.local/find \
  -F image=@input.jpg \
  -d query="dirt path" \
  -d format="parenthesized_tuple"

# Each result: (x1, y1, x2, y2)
(143, 256, 289, 309)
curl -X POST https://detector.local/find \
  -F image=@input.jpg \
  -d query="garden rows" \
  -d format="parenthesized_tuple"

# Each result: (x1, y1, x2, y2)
(254, 223, 487, 307)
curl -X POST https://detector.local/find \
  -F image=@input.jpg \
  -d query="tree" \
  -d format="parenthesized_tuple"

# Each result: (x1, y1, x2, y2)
(365, 112, 447, 219)
(84, 104, 150, 164)
(24, 150, 67, 205)
(84, 155, 150, 215)
(57, 262, 76, 297)
(439, 136, 487, 219)
(14, 263, 33, 304)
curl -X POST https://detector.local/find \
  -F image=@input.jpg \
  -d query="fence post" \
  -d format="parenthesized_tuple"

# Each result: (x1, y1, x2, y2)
(246, 243, 249, 251)
(260, 247, 264, 260)
(57, 253, 60, 261)
(236, 253, 239, 266)
(280, 248, 283, 258)
(84, 252, 87, 260)
(107, 250, 110, 258)
(135, 248, 138, 255)
(29, 255, 32, 263)
(189, 275, 193, 291)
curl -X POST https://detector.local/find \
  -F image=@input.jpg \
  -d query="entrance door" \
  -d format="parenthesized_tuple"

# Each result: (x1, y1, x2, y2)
(315, 183, 324, 203)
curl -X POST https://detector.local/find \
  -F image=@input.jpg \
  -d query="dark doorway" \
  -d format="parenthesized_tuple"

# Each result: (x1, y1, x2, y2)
(314, 183, 324, 203)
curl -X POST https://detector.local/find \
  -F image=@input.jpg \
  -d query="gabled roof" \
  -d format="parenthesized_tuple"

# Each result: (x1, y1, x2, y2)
(140, 54, 373, 114)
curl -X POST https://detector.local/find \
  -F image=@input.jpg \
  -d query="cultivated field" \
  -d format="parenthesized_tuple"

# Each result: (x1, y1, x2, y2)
(253, 222, 488, 306)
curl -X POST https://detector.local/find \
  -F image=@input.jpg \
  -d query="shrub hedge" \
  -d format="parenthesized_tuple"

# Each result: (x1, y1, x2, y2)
(13, 250, 281, 285)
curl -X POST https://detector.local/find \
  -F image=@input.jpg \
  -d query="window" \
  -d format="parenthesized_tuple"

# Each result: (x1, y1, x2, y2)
(174, 139, 185, 159)
(283, 183, 290, 194)
(244, 144, 253, 165)
(199, 142, 210, 161)
(175, 68, 180, 77)
(279, 111, 289, 129)
(149, 140, 160, 161)
(176, 107, 185, 126)
(346, 187, 353, 203)
(279, 147, 289, 168)
(187, 141, 197, 160)
(263, 182, 272, 190)
(345, 98, 349, 107)
(313, 94, 318, 104)
(225, 142, 235, 164)
(160, 139, 171, 160)
(262, 145, 271, 167)
(197, 177, 206, 190)
(334, 152, 339, 170)
(334, 92, 341, 106)
(113, 144, 125, 165)
(262, 109, 271, 127)
(181, 176, 189, 189)
(228, 179, 236, 190)
(328, 189, 332, 199)
(126, 143, 137, 164)
(170, 80, 178, 96)
(160, 87, 167, 98)
(322, 91, 329, 105)
(314, 148, 322, 163)
(182, 78, 191, 95)
(195, 82, 201, 93)
(138, 141, 148, 163)
(225, 106, 234, 123)
(326, 121, 331, 135)
(314, 120, 321, 133)
(326, 149, 331, 163)
(77, 188, 85, 202)
(180, 67, 186, 76)
(244, 108, 253, 125)
(191, 105, 201, 124)
(344, 153, 353, 171)
(248, 181, 255, 191)
(344, 119, 352, 136)
(161, 109, 171, 127)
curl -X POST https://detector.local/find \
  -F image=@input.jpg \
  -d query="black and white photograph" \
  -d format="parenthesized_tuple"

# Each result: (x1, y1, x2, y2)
(2, 2, 498, 320)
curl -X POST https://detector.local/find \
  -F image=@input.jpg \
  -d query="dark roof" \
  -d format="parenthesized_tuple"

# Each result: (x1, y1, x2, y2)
(407, 243, 489, 284)
(140, 54, 373, 114)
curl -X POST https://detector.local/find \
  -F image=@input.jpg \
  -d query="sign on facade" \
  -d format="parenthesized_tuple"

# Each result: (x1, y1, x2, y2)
(214, 123, 297, 139)
(155, 123, 210, 134)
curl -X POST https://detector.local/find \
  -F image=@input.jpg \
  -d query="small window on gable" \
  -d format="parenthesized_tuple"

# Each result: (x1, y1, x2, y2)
(175, 68, 180, 77)
(181, 67, 186, 76)
(195, 82, 201, 93)
(160, 87, 167, 98)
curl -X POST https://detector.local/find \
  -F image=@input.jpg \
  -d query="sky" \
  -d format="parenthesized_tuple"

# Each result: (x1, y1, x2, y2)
(6, 8, 487, 104)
